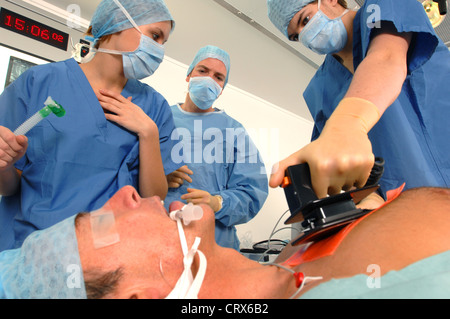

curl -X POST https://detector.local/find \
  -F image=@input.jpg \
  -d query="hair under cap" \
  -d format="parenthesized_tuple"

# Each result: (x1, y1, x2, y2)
(0, 215, 87, 299)
(267, 0, 315, 38)
(89, 0, 175, 41)
(187, 45, 231, 87)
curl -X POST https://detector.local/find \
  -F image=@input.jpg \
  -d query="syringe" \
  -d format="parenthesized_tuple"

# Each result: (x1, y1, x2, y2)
(14, 96, 66, 136)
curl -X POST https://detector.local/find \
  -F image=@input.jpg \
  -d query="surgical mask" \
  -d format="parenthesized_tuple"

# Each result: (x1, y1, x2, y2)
(299, 0, 349, 55)
(95, 0, 165, 79)
(165, 204, 206, 299)
(188, 76, 223, 110)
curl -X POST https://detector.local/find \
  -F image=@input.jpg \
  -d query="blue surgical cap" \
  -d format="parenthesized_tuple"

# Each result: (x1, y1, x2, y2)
(0, 215, 87, 299)
(267, 0, 315, 38)
(89, 0, 175, 41)
(187, 45, 231, 87)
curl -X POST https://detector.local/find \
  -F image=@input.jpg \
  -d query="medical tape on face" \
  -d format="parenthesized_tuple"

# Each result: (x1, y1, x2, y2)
(166, 205, 207, 299)
(90, 208, 120, 249)
(170, 204, 204, 226)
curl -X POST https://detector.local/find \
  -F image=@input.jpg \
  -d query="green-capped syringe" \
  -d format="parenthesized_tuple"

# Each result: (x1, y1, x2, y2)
(14, 96, 66, 136)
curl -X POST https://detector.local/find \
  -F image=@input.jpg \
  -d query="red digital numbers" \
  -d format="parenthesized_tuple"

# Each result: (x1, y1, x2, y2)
(3, 14, 12, 27)
(15, 17, 25, 31)
(52, 32, 62, 42)
(1, 8, 68, 50)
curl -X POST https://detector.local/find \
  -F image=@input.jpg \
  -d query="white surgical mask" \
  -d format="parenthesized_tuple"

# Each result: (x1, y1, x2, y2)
(299, 0, 349, 55)
(95, 0, 165, 79)
(188, 76, 223, 110)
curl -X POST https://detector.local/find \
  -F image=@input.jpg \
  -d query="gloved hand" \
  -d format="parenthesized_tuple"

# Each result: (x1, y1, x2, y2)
(270, 97, 381, 199)
(166, 165, 193, 188)
(356, 192, 385, 210)
(181, 188, 222, 212)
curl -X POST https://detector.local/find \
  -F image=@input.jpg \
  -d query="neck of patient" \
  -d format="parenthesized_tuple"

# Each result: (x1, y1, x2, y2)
(197, 245, 296, 299)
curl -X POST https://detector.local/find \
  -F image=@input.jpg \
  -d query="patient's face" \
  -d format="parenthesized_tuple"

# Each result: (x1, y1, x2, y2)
(76, 186, 216, 298)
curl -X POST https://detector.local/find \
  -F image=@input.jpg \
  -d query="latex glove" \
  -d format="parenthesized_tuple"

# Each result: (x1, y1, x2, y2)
(356, 192, 385, 210)
(270, 97, 380, 199)
(167, 165, 194, 188)
(181, 188, 222, 213)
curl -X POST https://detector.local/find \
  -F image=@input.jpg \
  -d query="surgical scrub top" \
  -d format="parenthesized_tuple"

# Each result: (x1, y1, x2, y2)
(164, 104, 269, 250)
(303, 0, 450, 196)
(0, 58, 180, 251)
(0, 268, 4, 299)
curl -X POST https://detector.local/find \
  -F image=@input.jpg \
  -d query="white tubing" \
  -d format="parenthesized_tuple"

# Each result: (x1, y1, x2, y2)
(14, 112, 45, 136)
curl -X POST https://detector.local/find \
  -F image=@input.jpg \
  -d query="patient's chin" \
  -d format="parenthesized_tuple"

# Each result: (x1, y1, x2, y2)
(199, 204, 215, 223)
(168, 201, 185, 212)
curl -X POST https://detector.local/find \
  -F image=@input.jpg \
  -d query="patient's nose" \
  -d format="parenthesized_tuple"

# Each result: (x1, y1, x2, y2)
(112, 185, 141, 209)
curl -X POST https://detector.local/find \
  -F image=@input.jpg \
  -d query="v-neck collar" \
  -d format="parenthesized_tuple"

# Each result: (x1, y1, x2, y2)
(67, 58, 131, 134)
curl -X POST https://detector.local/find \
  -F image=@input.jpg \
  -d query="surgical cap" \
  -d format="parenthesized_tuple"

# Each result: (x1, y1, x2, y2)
(0, 215, 87, 299)
(187, 45, 231, 87)
(89, 0, 175, 41)
(267, 0, 315, 38)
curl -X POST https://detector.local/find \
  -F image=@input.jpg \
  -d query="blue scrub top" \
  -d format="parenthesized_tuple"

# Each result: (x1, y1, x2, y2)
(165, 104, 269, 250)
(0, 58, 180, 251)
(0, 270, 4, 299)
(303, 0, 450, 196)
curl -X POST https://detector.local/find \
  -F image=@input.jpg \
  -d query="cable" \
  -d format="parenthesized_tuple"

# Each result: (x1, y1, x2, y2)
(241, 208, 303, 263)
(266, 261, 323, 299)
(255, 209, 302, 262)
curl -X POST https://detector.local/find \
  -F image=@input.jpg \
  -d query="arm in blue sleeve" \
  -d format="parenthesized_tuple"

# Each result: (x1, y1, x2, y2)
(150, 94, 183, 175)
(213, 129, 269, 227)
(360, 0, 440, 72)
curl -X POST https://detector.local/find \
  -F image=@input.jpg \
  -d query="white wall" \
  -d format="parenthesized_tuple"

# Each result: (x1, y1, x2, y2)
(145, 57, 314, 245)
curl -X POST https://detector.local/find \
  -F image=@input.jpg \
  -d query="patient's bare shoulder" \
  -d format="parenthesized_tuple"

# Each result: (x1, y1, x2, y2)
(348, 187, 450, 260)
(301, 187, 450, 280)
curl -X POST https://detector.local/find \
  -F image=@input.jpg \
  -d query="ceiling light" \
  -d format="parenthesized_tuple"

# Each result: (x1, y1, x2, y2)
(422, 0, 446, 28)
(22, 0, 90, 29)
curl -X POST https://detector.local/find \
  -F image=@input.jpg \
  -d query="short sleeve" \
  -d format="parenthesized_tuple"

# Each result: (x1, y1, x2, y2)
(154, 97, 183, 175)
(356, 0, 440, 72)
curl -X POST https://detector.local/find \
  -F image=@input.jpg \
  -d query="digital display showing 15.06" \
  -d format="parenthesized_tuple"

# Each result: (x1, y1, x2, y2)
(0, 8, 69, 51)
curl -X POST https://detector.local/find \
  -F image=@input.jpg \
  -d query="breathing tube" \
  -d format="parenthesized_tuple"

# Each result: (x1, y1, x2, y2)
(164, 203, 207, 299)
(14, 96, 66, 136)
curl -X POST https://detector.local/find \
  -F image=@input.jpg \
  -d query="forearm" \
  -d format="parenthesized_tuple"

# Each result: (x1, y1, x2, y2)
(0, 167, 21, 196)
(345, 51, 407, 115)
(138, 129, 168, 199)
(344, 31, 411, 116)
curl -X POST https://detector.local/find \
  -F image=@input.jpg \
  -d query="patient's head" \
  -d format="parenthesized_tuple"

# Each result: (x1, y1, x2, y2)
(0, 185, 216, 299)
(75, 185, 217, 299)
